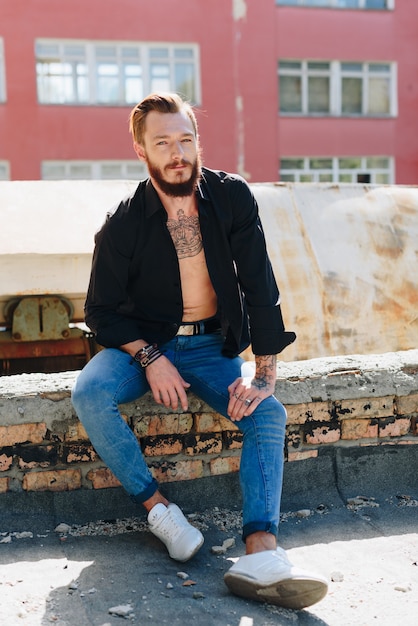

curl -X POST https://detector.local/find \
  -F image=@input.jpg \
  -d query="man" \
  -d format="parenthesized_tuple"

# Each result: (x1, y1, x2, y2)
(72, 92, 327, 610)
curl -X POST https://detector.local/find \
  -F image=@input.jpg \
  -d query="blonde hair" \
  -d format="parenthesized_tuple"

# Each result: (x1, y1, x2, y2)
(129, 92, 198, 144)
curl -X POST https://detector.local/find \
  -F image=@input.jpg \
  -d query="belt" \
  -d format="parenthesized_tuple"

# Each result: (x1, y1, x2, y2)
(176, 318, 221, 336)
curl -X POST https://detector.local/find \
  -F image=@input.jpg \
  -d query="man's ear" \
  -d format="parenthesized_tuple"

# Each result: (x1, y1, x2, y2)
(133, 142, 146, 162)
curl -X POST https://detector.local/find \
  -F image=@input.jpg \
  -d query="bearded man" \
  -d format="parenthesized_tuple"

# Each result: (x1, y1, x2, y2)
(72, 92, 327, 610)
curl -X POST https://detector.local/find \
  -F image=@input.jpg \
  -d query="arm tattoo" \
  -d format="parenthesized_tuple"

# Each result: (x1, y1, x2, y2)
(253, 355, 276, 389)
(166, 209, 203, 259)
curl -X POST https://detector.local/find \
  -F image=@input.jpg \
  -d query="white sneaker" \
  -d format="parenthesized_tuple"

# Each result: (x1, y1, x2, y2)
(148, 503, 204, 562)
(224, 547, 328, 610)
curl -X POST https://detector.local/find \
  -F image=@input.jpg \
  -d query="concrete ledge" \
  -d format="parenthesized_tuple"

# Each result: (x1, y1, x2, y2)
(0, 350, 417, 510)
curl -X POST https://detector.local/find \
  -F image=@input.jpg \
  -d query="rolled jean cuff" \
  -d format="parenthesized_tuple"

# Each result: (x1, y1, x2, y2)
(129, 478, 159, 504)
(242, 521, 278, 543)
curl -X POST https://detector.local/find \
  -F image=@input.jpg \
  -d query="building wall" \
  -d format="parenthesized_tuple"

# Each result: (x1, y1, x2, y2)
(0, 1, 417, 182)
(276, 3, 418, 184)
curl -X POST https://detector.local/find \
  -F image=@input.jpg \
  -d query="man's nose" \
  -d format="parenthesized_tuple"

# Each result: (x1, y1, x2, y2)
(172, 141, 185, 159)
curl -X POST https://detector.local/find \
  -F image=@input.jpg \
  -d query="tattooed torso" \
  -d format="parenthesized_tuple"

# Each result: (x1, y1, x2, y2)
(166, 208, 217, 322)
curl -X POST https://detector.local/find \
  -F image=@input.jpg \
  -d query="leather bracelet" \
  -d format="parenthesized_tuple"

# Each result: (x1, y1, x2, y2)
(134, 344, 162, 368)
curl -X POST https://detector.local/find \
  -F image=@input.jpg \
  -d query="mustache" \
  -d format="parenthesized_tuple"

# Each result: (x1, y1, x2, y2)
(166, 159, 191, 168)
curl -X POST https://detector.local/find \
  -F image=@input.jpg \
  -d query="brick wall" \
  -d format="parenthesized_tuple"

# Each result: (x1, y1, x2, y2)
(0, 350, 417, 496)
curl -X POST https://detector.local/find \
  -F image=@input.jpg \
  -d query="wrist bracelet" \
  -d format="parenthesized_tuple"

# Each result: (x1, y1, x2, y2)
(134, 344, 162, 368)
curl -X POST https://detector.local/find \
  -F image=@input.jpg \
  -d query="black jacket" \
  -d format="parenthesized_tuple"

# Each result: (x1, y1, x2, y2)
(85, 167, 296, 357)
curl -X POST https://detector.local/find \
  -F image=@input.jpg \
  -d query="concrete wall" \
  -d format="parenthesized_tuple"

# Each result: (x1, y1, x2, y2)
(2, 180, 418, 362)
(1, 350, 417, 498)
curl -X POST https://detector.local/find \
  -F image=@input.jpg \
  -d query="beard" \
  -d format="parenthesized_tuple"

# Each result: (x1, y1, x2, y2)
(146, 153, 202, 198)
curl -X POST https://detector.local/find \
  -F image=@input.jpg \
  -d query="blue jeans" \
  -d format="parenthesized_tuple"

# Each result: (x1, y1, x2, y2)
(72, 331, 286, 541)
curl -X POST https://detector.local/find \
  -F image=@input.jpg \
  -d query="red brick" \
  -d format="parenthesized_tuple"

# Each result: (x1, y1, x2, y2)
(305, 424, 341, 445)
(142, 435, 183, 456)
(396, 394, 418, 416)
(0, 453, 13, 471)
(288, 449, 318, 462)
(194, 412, 237, 432)
(379, 417, 411, 438)
(333, 397, 394, 420)
(209, 456, 240, 476)
(65, 421, 89, 442)
(0, 423, 47, 446)
(286, 401, 330, 425)
(151, 459, 203, 483)
(184, 434, 222, 456)
(223, 431, 243, 450)
(341, 419, 378, 440)
(65, 444, 98, 464)
(133, 413, 193, 437)
(87, 467, 121, 489)
(0, 477, 9, 493)
(22, 469, 81, 492)
(15, 444, 57, 470)
(286, 426, 302, 450)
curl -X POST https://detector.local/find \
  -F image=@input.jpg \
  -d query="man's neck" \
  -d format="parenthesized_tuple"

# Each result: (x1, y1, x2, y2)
(152, 179, 197, 218)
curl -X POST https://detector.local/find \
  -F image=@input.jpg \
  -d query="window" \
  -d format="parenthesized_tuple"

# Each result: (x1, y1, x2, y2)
(276, 1, 394, 9)
(41, 160, 148, 180)
(0, 161, 10, 180)
(0, 38, 6, 103)
(280, 156, 394, 184)
(279, 60, 396, 117)
(36, 40, 200, 105)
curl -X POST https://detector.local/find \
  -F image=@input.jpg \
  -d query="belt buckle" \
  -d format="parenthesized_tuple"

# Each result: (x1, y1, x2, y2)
(177, 324, 195, 336)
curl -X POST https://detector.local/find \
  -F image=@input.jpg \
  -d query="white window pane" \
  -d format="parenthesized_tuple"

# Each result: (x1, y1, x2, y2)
(175, 63, 195, 100)
(280, 75, 302, 112)
(375, 173, 389, 184)
(69, 164, 92, 178)
(368, 77, 390, 114)
(308, 76, 330, 113)
(101, 164, 123, 179)
(42, 163, 66, 179)
(150, 48, 169, 58)
(310, 158, 332, 169)
(281, 158, 304, 169)
(319, 173, 333, 182)
(342, 77, 362, 114)
(0, 162, 10, 180)
(366, 157, 389, 168)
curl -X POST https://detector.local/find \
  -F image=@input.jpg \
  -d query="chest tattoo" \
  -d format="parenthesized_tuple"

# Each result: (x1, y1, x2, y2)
(167, 209, 203, 259)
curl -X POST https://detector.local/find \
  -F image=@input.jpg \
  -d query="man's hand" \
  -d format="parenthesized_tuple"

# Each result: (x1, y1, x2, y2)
(145, 355, 190, 411)
(227, 354, 277, 421)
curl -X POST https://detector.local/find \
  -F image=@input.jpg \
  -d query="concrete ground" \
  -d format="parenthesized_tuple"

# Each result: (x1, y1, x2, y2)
(1, 445, 417, 626)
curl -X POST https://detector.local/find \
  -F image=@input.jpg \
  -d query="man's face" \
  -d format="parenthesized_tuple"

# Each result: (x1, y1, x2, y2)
(134, 110, 201, 197)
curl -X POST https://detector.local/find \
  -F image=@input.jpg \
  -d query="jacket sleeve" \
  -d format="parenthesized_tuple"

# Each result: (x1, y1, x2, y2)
(84, 205, 142, 348)
(226, 176, 296, 355)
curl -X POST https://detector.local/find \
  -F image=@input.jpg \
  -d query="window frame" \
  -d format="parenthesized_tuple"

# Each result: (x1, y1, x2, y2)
(41, 160, 148, 181)
(279, 156, 395, 184)
(0, 38, 6, 103)
(35, 39, 201, 106)
(279, 59, 397, 117)
(0, 161, 10, 180)
(276, 1, 395, 9)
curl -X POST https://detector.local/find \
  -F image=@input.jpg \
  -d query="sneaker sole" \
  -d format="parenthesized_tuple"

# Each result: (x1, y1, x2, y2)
(224, 572, 328, 610)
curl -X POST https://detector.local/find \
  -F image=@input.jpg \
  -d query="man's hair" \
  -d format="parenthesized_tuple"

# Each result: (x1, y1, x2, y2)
(129, 92, 199, 144)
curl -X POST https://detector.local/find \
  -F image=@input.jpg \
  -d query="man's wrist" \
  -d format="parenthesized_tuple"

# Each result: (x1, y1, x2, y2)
(134, 344, 163, 368)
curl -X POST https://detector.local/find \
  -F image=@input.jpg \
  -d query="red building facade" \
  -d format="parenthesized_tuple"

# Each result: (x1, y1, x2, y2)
(0, 0, 416, 184)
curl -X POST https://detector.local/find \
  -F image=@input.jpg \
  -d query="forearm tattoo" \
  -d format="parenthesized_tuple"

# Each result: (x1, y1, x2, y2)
(167, 209, 203, 259)
(253, 355, 277, 390)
